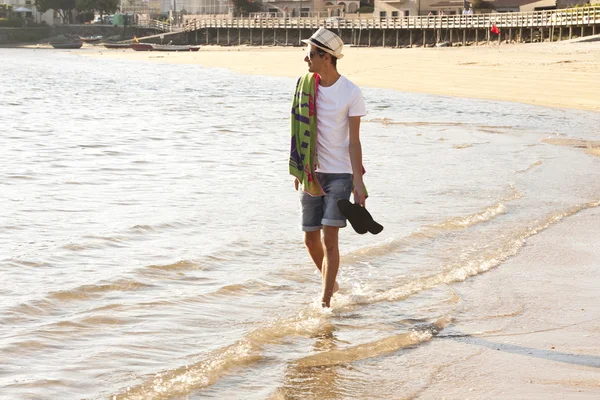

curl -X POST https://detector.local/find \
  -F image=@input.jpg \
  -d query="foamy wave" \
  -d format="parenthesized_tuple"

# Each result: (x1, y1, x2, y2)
(432, 203, 507, 230)
(344, 190, 518, 262)
(503, 183, 524, 202)
(364, 118, 515, 132)
(48, 279, 153, 301)
(3, 278, 153, 325)
(517, 160, 543, 174)
(293, 324, 444, 368)
(113, 340, 260, 400)
(111, 312, 331, 399)
(367, 200, 599, 305)
(144, 260, 203, 272)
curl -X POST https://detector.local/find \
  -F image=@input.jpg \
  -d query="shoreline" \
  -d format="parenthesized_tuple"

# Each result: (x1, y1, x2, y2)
(67, 41, 600, 113)
(417, 206, 600, 398)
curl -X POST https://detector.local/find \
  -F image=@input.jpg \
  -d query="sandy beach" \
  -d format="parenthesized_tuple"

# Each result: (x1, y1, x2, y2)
(86, 40, 600, 112)
(412, 206, 600, 399)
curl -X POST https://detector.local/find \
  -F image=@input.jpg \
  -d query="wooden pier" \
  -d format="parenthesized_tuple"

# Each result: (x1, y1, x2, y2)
(175, 7, 600, 47)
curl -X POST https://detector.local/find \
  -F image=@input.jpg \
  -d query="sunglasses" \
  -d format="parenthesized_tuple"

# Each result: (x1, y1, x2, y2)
(306, 48, 325, 59)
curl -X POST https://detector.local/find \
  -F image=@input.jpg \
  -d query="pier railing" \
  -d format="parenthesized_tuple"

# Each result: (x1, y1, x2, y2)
(136, 19, 174, 32)
(182, 7, 600, 31)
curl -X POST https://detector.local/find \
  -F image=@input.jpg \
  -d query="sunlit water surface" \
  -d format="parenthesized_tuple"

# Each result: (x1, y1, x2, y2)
(1, 48, 599, 399)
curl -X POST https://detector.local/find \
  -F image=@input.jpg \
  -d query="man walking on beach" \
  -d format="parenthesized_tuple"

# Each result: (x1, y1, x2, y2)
(289, 28, 367, 308)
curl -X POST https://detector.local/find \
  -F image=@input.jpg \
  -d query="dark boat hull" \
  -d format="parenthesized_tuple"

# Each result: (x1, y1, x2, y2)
(130, 43, 153, 51)
(103, 43, 131, 49)
(50, 42, 83, 49)
(150, 44, 201, 52)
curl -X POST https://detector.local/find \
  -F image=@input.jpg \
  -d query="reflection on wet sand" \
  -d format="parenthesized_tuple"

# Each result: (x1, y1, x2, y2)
(273, 318, 449, 400)
(274, 323, 343, 400)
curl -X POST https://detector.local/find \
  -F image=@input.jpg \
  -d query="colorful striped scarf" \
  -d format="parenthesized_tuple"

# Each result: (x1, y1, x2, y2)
(289, 73, 324, 196)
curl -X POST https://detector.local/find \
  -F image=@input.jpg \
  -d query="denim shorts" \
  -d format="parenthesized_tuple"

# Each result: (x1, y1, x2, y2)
(299, 172, 353, 231)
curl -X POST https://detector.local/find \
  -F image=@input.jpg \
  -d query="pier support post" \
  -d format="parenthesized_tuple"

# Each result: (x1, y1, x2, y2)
(409, 30, 413, 47)
(383, 30, 386, 47)
(273, 28, 276, 45)
(250, 29, 253, 45)
(423, 30, 427, 47)
(396, 29, 399, 47)
(285, 29, 288, 45)
(530, 28, 534, 42)
(475, 29, 478, 46)
(239, 29, 241, 45)
(368, 29, 371, 47)
(262, 29, 264, 46)
(559, 27, 562, 41)
(462, 29, 466, 45)
(487, 28, 490, 44)
(195, 30, 198, 43)
(450, 29, 453, 43)
(569, 26, 572, 40)
(498, 29, 501, 44)
(519, 28, 523, 43)
(581, 26, 585, 37)
(593, 25, 596, 36)
(227, 29, 230, 45)
(509, 28, 512, 43)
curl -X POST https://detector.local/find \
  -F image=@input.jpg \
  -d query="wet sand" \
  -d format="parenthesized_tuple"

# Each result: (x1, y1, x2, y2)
(417, 207, 600, 399)
(82, 40, 600, 112)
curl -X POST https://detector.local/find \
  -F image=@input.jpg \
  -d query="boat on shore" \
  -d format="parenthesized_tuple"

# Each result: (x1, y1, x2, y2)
(129, 43, 200, 52)
(103, 42, 132, 49)
(130, 43, 153, 51)
(80, 35, 103, 43)
(150, 44, 201, 52)
(50, 41, 83, 49)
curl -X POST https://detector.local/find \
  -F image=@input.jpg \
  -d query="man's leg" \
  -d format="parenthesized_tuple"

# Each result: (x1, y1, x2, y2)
(304, 230, 339, 295)
(304, 230, 324, 271)
(321, 225, 340, 307)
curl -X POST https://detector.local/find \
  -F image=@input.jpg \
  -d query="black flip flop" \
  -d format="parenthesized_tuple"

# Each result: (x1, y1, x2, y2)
(337, 199, 384, 235)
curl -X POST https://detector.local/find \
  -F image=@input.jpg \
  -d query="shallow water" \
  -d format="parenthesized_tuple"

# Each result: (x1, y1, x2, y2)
(1, 48, 599, 399)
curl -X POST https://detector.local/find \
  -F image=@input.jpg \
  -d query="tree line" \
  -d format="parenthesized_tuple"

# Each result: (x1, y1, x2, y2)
(34, 0, 118, 24)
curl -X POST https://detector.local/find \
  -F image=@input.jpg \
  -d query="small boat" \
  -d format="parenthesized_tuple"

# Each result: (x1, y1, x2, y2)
(103, 42, 131, 49)
(152, 44, 200, 51)
(130, 43, 153, 51)
(150, 44, 201, 52)
(80, 35, 103, 43)
(50, 41, 83, 49)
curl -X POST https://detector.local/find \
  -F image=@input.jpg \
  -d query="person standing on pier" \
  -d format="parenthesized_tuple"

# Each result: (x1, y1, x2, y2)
(289, 28, 368, 308)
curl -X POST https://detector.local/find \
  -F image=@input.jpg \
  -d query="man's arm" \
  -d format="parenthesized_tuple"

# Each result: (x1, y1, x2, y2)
(349, 116, 366, 207)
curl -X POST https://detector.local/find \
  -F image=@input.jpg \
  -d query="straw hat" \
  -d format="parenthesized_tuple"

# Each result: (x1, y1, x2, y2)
(301, 28, 344, 59)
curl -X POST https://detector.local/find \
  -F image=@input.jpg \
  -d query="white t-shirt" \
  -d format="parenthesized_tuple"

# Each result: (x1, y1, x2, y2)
(316, 75, 367, 174)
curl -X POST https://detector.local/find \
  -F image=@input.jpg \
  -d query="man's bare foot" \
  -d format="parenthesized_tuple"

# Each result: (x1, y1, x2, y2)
(321, 282, 339, 308)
